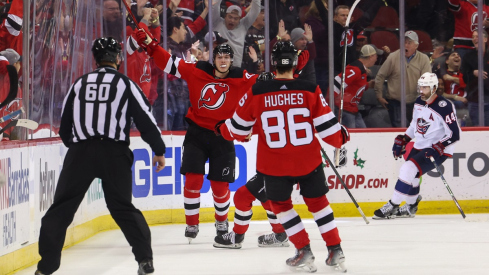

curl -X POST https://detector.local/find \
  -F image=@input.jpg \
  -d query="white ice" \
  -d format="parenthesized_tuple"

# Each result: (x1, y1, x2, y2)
(14, 214, 489, 275)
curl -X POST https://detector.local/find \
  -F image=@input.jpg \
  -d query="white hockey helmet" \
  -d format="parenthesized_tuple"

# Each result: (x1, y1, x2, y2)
(417, 72, 438, 91)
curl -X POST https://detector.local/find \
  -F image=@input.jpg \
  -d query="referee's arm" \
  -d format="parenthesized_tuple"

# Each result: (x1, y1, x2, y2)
(59, 83, 76, 147)
(127, 81, 166, 156)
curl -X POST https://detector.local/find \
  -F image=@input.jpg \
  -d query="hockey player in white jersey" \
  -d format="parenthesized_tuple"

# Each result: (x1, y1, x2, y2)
(373, 72, 461, 219)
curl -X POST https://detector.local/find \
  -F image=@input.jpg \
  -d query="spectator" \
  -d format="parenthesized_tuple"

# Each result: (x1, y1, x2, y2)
(269, 0, 301, 38)
(290, 25, 317, 84)
(211, 0, 261, 67)
(440, 51, 468, 109)
(375, 31, 432, 127)
(305, 0, 328, 92)
(461, 29, 489, 126)
(204, 30, 228, 50)
(332, 5, 357, 74)
(102, 0, 123, 42)
(356, 31, 390, 66)
(242, 6, 265, 73)
(334, 44, 381, 128)
(448, 0, 489, 59)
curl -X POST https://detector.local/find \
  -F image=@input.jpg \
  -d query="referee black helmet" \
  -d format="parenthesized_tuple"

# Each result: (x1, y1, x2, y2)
(271, 41, 298, 69)
(92, 37, 122, 65)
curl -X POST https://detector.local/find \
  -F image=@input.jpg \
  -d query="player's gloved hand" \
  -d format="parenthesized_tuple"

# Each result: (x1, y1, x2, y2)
(340, 125, 349, 145)
(425, 142, 445, 159)
(257, 72, 275, 82)
(293, 50, 309, 78)
(392, 134, 411, 159)
(135, 29, 158, 56)
(214, 120, 226, 136)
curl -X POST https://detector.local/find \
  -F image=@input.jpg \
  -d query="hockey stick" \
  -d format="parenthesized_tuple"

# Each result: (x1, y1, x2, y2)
(322, 147, 369, 224)
(430, 157, 466, 219)
(334, 0, 361, 167)
(120, 0, 158, 42)
(0, 119, 39, 135)
(0, 107, 24, 123)
(0, 65, 19, 109)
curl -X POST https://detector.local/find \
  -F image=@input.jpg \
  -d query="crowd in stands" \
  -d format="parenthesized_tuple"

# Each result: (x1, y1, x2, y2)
(2, 0, 489, 138)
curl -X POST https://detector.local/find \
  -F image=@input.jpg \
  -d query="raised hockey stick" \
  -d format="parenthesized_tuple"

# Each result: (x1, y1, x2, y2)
(322, 147, 369, 224)
(0, 107, 24, 123)
(430, 157, 466, 219)
(334, 0, 361, 167)
(0, 119, 39, 135)
(121, 0, 158, 42)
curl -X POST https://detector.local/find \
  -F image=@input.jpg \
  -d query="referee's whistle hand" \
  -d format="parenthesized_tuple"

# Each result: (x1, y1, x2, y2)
(153, 155, 166, 172)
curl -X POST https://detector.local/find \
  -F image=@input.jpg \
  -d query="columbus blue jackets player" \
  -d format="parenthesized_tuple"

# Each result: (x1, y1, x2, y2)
(373, 72, 461, 219)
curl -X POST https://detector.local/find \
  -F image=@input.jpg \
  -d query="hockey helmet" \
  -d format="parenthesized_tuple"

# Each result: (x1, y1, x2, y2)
(92, 37, 122, 65)
(417, 72, 438, 92)
(213, 44, 234, 61)
(271, 41, 298, 69)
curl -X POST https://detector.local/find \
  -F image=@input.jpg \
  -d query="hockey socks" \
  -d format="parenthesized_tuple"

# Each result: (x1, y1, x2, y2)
(183, 173, 204, 226)
(304, 196, 341, 247)
(271, 199, 310, 249)
(210, 180, 230, 222)
(232, 185, 255, 234)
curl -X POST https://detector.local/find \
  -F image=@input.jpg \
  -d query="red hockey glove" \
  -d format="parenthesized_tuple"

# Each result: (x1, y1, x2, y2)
(214, 120, 226, 136)
(340, 125, 349, 145)
(135, 29, 158, 56)
(392, 134, 411, 159)
(425, 142, 445, 159)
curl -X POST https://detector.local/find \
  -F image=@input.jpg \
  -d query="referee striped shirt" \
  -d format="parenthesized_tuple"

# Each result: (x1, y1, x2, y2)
(59, 66, 165, 155)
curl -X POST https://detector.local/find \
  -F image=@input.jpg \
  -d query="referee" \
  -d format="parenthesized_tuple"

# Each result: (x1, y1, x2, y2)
(35, 37, 165, 275)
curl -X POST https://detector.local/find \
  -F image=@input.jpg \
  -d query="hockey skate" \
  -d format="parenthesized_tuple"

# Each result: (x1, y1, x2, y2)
(137, 259, 154, 275)
(285, 244, 317, 273)
(184, 225, 199, 243)
(396, 195, 422, 218)
(326, 244, 347, 273)
(257, 232, 290, 247)
(34, 270, 50, 275)
(213, 231, 245, 249)
(373, 200, 399, 220)
(215, 219, 229, 236)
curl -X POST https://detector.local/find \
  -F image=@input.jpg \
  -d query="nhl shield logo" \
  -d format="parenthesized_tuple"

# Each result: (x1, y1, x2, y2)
(198, 83, 230, 109)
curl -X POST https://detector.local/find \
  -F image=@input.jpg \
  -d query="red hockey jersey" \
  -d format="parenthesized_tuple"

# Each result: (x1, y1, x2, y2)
(151, 46, 258, 130)
(220, 78, 344, 177)
(333, 60, 367, 113)
(0, 0, 23, 54)
(448, 0, 489, 49)
(444, 70, 466, 98)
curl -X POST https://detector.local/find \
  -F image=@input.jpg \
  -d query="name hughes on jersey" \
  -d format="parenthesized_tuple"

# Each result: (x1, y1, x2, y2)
(264, 93, 304, 107)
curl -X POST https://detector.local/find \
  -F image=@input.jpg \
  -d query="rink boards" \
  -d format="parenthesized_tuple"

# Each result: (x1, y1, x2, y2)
(0, 130, 488, 274)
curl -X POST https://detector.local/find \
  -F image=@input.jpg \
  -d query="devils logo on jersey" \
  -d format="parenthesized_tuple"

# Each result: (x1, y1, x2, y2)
(198, 83, 229, 109)
(351, 86, 366, 104)
(416, 118, 431, 136)
(340, 29, 355, 47)
(471, 11, 488, 32)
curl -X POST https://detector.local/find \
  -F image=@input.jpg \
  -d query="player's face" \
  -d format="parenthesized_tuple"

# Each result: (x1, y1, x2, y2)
(404, 39, 418, 57)
(418, 86, 434, 101)
(214, 54, 232, 72)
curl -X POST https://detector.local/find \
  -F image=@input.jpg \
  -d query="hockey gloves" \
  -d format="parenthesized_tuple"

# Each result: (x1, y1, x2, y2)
(214, 120, 226, 136)
(340, 125, 350, 145)
(425, 142, 445, 159)
(135, 29, 158, 56)
(392, 134, 411, 159)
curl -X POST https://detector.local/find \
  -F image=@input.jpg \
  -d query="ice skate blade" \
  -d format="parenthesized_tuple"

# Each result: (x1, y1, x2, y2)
(187, 237, 194, 244)
(288, 262, 318, 273)
(258, 241, 290, 248)
(329, 262, 347, 273)
(213, 242, 242, 249)
(372, 215, 396, 220)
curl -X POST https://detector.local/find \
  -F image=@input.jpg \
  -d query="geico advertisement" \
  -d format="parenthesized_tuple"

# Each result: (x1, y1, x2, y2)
(320, 131, 489, 202)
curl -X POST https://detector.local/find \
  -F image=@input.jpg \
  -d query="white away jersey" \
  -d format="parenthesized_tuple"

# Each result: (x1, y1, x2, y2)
(405, 96, 461, 156)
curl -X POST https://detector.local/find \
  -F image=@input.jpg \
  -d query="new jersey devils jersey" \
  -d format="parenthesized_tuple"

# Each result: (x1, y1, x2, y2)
(405, 96, 461, 156)
(443, 70, 467, 98)
(151, 47, 258, 130)
(333, 60, 367, 113)
(448, 0, 489, 49)
(220, 79, 344, 177)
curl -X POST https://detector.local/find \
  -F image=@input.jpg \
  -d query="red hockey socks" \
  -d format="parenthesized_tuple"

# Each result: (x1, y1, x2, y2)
(303, 196, 341, 247)
(210, 180, 230, 222)
(270, 198, 310, 249)
(183, 173, 204, 226)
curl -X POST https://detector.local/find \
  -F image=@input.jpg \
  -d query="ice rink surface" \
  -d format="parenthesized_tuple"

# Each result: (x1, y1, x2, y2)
(14, 214, 489, 275)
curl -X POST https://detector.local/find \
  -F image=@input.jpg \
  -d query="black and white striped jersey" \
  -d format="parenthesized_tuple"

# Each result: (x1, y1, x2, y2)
(59, 66, 165, 155)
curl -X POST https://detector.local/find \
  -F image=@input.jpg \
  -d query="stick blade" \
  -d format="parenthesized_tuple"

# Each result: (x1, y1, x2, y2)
(15, 119, 39, 130)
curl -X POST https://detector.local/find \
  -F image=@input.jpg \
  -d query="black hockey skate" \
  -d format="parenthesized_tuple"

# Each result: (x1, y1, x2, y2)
(137, 259, 154, 275)
(397, 195, 422, 218)
(34, 270, 50, 275)
(185, 225, 199, 244)
(215, 219, 229, 236)
(373, 200, 399, 219)
(213, 231, 245, 249)
(326, 244, 347, 273)
(257, 232, 290, 247)
(286, 244, 317, 273)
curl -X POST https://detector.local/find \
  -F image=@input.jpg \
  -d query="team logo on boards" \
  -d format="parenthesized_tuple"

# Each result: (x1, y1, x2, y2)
(198, 83, 229, 109)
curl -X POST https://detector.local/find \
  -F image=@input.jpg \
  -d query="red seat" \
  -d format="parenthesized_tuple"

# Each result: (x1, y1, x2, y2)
(350, 8, 364, 23)
(413, 30, 433, 53)
(369, 6, 399, 30)
(370, 30, 399, 52)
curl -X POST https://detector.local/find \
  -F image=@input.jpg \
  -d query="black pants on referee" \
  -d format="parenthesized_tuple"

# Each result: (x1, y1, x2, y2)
(37, 139, 152, 274)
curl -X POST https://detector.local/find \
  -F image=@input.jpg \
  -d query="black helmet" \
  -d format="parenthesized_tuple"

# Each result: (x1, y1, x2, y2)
(213, 44, 234, 62)
(92, 37, 122, 64)
(271, 41, 298, 69)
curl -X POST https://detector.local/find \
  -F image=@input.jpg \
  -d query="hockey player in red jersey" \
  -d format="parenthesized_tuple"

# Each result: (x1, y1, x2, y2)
(217, 41, 350, 273)
(135, 29, 259, 243)
(373, 73, 461, 219)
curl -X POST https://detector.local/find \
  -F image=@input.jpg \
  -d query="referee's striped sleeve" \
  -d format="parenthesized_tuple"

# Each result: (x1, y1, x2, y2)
(59, 83, 76, 147)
